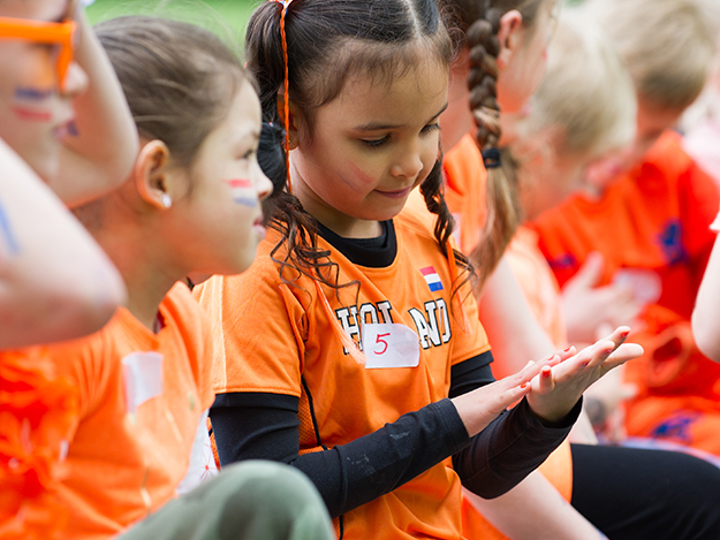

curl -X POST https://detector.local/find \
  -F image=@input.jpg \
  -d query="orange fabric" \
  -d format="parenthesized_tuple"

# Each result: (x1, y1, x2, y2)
(430, 134, 573, 539)
(0, 347, 78, 540)
(533, 130, 720, 453)
(442, 134, 488, 254)
(18, 283, 215, 540)
(506, 227, 568, 348)
(195, 204, 489, 540)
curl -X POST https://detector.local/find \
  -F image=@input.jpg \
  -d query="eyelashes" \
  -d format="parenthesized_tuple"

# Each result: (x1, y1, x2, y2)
(360, 123, 440, 149)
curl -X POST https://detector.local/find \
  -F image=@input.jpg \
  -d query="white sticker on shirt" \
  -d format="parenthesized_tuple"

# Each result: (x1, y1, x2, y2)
(612, 268, 662, 306)
(176, 410, 218, 495)
(362, 323, 420, 369)
(122, 352, 164, 414)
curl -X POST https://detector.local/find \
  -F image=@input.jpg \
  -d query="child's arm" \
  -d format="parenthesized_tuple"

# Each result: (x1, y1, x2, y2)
(692, 221, 720, 361)
(51, 9, 138, 207)
(0, 139, 125, 348)
(463, 473, 608, 540)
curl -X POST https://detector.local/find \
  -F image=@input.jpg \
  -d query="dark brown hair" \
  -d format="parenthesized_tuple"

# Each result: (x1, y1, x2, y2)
(95, 16, 248, 167)
(442, 0, 544, 289)
(247, 0, 472, 297)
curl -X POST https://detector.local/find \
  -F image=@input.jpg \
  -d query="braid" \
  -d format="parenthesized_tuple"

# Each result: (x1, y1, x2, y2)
(466, 3, 522, 290)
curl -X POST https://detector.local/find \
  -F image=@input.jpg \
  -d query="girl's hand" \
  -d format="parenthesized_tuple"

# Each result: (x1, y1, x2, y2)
(526, 326, 643, 424)
(451, 351, 572, 438)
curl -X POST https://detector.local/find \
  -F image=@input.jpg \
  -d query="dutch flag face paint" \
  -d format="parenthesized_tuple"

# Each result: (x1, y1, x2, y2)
(420, 266, 443, 292)
(224, 179, 257, 208)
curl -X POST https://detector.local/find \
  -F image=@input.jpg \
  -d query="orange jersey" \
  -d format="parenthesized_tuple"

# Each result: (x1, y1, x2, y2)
(195, 204, 490, 540)
(442, 134, 488, 254)
(19, 283, 215, 540)
(532, 130, 720, 397)
(533, 130, 718, 311)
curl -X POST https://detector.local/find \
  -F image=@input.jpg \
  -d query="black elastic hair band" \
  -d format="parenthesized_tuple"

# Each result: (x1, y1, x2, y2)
(482, 147, 502, 169)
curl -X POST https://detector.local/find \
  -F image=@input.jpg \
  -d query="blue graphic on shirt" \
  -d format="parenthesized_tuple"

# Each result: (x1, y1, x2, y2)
(657, 219, 688, 265)
(546, 253, 577, 271)
(649, 411, 702, 443)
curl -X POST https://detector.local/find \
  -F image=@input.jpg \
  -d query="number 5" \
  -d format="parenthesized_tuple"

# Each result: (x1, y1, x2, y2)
(375, 333, 390, 355)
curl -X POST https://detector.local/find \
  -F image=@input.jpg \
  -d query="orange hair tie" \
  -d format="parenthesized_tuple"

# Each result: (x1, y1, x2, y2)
(270, 0, 294, 194)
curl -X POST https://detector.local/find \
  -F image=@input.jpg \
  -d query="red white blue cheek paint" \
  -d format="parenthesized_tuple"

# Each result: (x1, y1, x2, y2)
(13, 86, 54, 122)
(224, 179, 258, 208)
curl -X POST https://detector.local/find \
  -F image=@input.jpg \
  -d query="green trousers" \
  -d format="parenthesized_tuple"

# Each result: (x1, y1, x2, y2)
(119, 461, 335, 540)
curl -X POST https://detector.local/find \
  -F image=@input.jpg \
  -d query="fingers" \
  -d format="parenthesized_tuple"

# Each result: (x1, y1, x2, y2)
(536, 365, 554, 394)
(513, 359, 543, 385)
(603, 343, 644, 370)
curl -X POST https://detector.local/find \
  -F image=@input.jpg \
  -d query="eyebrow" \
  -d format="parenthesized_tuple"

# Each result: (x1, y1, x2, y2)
(353, 102, 448, 131)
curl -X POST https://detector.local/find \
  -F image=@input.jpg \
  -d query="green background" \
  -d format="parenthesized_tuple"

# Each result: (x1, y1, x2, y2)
(87, 0, 258, 44)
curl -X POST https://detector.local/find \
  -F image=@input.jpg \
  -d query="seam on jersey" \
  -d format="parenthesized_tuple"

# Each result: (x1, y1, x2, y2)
(217, 385, 302, 398)
(301, 376, 324, 449)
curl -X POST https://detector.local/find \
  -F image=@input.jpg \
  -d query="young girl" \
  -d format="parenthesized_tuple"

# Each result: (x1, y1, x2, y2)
(532, 0, 720, 458)
(11, 14, 334, 540)
(194, 1, 642, 538)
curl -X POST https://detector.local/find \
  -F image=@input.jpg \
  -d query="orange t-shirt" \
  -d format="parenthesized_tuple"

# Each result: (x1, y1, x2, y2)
(19, 283, 215, 540)
(195, 204, 490, 540)
(532, 130, 720, 398)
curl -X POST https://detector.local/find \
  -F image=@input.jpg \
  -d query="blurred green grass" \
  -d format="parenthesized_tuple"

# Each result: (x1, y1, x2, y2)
(87, 0, 259, 45)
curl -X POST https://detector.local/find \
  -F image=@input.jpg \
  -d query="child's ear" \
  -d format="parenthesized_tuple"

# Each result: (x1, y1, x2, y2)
(496, 10, 523, 70)
(133, 140, 175, 210)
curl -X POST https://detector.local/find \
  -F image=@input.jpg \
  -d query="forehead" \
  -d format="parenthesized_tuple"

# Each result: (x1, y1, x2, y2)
(0, 0, 69, 21)
(209, 80, 261, 140)
(326, 57, 448, 125)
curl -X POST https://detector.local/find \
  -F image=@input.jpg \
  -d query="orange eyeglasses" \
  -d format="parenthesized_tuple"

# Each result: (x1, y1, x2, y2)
(0, 16, 77, 91)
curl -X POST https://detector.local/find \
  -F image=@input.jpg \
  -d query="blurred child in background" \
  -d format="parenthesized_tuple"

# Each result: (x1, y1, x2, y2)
(0, 0, 136, 534)
(434, 1, 720, 538)
(532, 0, 720, 457)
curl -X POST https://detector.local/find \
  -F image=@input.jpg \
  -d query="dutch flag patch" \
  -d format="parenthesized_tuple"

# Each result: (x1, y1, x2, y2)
(420, 266, 444, 292)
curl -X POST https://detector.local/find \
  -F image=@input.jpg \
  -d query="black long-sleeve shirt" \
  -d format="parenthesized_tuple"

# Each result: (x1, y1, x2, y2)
(211, 353, 580, 518)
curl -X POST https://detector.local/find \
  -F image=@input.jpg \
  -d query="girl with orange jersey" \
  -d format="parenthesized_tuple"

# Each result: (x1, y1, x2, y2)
(195, 1, 643, 538)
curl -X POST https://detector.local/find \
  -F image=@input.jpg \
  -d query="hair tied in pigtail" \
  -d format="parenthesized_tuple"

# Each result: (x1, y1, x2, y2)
(481, 147, 502, 169)
(269, 0, 294, 194)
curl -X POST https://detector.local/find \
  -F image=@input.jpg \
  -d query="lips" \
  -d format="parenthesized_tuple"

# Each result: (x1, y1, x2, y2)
(374, 186, 413, 199)
(52, 117, 77, 140)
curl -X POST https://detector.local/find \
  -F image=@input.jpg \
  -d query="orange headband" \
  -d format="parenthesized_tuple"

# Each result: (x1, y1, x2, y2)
(0, 17, 77, 91)
(270, 0, 294, 193)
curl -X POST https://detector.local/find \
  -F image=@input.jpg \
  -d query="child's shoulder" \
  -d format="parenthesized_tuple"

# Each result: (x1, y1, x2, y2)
(397, 197, 441, 241)
(640, 130, 693, 181)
